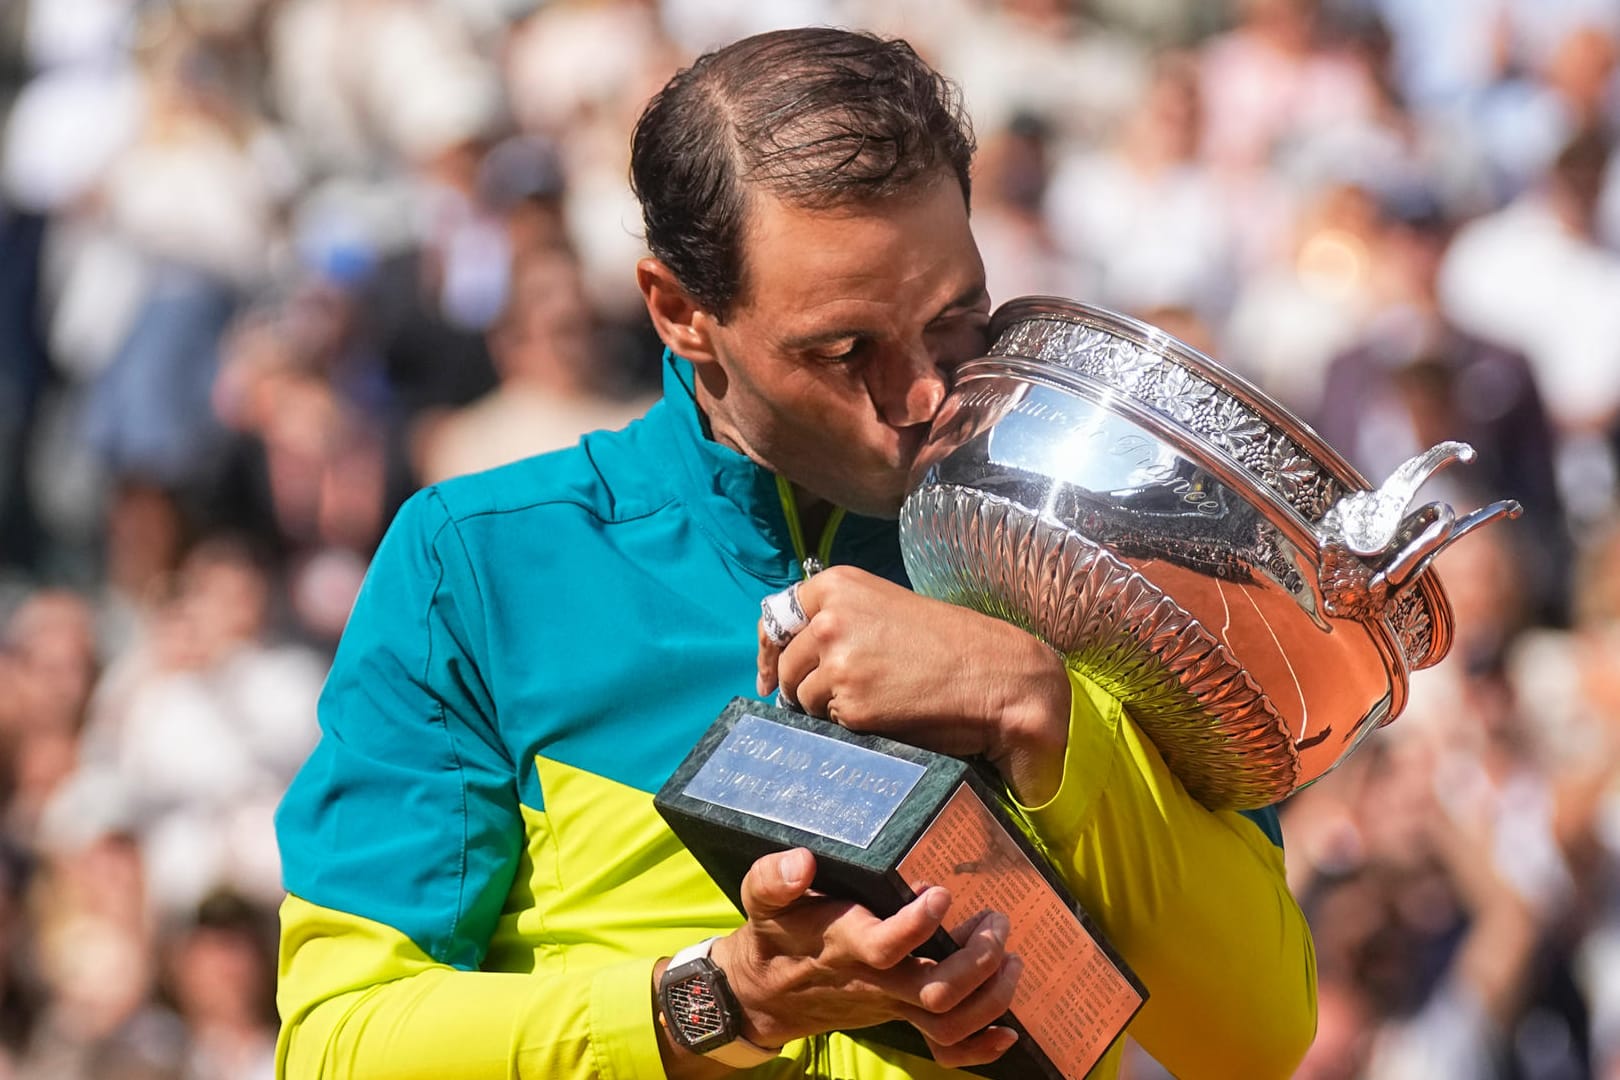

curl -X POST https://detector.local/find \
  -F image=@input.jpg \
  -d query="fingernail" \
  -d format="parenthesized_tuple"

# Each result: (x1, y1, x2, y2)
(923, 888, 951, 921)
(990, 913, 1010, 945)
(779, 848, 810, 886)
(993, 1028, 1019, 1051)
(1005, 954, 1024, 981)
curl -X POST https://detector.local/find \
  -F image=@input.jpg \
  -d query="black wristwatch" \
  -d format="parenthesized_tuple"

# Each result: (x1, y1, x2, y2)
(657, 937, 779, 1068)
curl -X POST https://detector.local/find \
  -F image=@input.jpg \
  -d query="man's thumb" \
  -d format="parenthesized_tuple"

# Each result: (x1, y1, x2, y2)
(741, 847, 816, 918)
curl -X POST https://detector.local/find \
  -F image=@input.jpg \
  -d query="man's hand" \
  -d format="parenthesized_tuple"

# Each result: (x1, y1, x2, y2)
(757, 566, 1072, 804)
(714, 848, 1022, 1067)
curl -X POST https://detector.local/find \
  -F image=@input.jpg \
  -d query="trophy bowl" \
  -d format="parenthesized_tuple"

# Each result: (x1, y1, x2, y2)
(900, 297, 1521, 810)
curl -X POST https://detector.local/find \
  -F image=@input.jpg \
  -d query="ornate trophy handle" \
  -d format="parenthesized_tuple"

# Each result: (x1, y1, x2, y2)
(1317, 442, 1523, 620)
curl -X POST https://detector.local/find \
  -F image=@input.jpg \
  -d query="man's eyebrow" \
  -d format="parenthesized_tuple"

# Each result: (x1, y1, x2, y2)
(929, 283, 990, 322)
(779, 325, 873, 351)
(778, 283, 989, 351)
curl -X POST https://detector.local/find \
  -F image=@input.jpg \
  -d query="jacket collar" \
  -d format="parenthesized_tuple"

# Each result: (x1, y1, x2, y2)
(650, 351, 905, 586)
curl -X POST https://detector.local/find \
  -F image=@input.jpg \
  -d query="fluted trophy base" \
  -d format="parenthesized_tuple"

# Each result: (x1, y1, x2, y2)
(901, 485, 1297, 810)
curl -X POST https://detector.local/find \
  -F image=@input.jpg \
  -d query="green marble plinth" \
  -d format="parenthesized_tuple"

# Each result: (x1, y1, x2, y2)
(654, 698, 1146, 1080)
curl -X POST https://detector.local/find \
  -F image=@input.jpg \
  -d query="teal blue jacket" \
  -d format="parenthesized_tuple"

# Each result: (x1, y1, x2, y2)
(274, 353, 1315, 1079)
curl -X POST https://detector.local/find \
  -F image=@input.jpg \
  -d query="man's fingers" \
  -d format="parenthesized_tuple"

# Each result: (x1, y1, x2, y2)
(911, 911, 1009, 1013)
(904, 950, 1024, 1052)
(791, 571, 830, 621)
(947, 908, 995, 947)
(924, 1024, 1020, 1069)
(739, 847, 818, 920)
(825, 886, 953, 971)
(791, 664, 834, 719)
(757, 578, 820, 696)
(755, 626, 782, 695)
(774, 631, 821, 712)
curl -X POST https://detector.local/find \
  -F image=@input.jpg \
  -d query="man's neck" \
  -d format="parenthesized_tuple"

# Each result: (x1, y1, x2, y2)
(690, 385, 840, 556)
(794, 490, 837, 547)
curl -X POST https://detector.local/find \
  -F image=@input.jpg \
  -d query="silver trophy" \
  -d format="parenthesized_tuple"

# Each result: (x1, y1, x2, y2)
(900, 298, 1522, 810)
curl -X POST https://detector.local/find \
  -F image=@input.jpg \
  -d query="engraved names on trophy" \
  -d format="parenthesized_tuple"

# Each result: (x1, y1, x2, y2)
(897, 784, 1142, 1079)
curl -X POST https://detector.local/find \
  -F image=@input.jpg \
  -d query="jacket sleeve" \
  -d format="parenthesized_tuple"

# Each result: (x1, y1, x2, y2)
(1013, 670, 1319, 1080)
(273, 488, 669, 1079)
(276, 895, 669, 1078)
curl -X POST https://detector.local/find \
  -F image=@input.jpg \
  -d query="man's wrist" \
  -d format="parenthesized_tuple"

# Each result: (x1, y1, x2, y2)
(656, 937, 781, 1070)
(988, 631, 1072, 805)
(703, 933, 782, 1051)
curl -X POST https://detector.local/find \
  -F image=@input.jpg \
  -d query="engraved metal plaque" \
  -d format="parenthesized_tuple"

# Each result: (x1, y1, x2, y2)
(898, 784, 1143, 1079)
(682, 713, 926, 849)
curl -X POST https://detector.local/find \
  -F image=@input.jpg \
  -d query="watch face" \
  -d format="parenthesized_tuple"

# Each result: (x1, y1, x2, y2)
(667, 973, 726, 1045)
(662, 959, 737, 1052)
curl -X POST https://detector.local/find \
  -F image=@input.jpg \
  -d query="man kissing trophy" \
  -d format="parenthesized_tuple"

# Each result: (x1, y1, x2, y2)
(658, 297, 1521, 1080)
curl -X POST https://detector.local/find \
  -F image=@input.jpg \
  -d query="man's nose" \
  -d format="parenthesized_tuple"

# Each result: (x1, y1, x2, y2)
(869, 345, 949, 427)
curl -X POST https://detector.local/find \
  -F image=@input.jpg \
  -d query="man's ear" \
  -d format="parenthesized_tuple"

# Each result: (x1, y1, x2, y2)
(637, 258, 719, 363)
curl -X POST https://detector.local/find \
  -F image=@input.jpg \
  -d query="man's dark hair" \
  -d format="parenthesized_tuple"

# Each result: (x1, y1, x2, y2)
(630, 28, 975, 320)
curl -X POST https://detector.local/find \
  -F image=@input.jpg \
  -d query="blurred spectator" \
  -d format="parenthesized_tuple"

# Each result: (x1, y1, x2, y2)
(1542, 525, 1620, 1079)
(1313, 187, 1572, 625)
(503, 0, 677, 329)
(1223, 180, 1381, 414)
(0, 592, 99, 844)
(19, 830, 181, 1080)
(1044, 51, 1236, 319)
(933, 0, 1149, 141)
(414, 248, 653, 485)
(1197, 0, 1380, 175)
(0, 838, 37, 1075)
(99, 478, 188, 652)
(1439, 126, 1620, 527)
(0, 205, 49, 573)
(971, 112, 1085, 305)
(206, 289, 391, 643)
(1439, 128, 1620, 436)
(54, 538, 320, 921)
(1472, 22, 1619, 197)
(161, 892, 276, 1080)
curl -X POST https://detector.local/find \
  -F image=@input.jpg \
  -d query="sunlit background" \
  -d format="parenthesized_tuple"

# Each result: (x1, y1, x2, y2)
(1, 0, 1619, 1077)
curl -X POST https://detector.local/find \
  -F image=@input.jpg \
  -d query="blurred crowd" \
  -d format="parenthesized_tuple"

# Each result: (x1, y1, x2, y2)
(0, 0, 1618, 1077)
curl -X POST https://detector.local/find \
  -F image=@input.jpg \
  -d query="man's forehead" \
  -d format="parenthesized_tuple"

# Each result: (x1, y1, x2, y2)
(744, 171, 964, 239)
(733, 176, 979, 316)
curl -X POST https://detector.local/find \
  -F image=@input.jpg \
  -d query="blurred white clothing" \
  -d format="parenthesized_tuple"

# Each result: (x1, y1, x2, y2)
(23, 0, 134, 69)
(659, 0, 841, 56)
(101, 129, 284, 286)
(1439, 197, 1620, 432)
(1222, 267, 1367, 417)
(1198, 28, 1379, 173)
(2, 63, 143, 213)
(1366, 977, 1499, 1080)
(419, 386, 650, 485)
(60, 641, 324, 917)
(504, 0, 669, 134)
(1044, 151, 1235, 318)
(939, 13, 1147, 140)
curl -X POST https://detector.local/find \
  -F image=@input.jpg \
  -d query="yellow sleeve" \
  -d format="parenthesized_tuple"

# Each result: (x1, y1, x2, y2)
(275, 895, 994, 1080)
(1013, 670, 1319, 1080)
(275, 894, 667, 1080)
